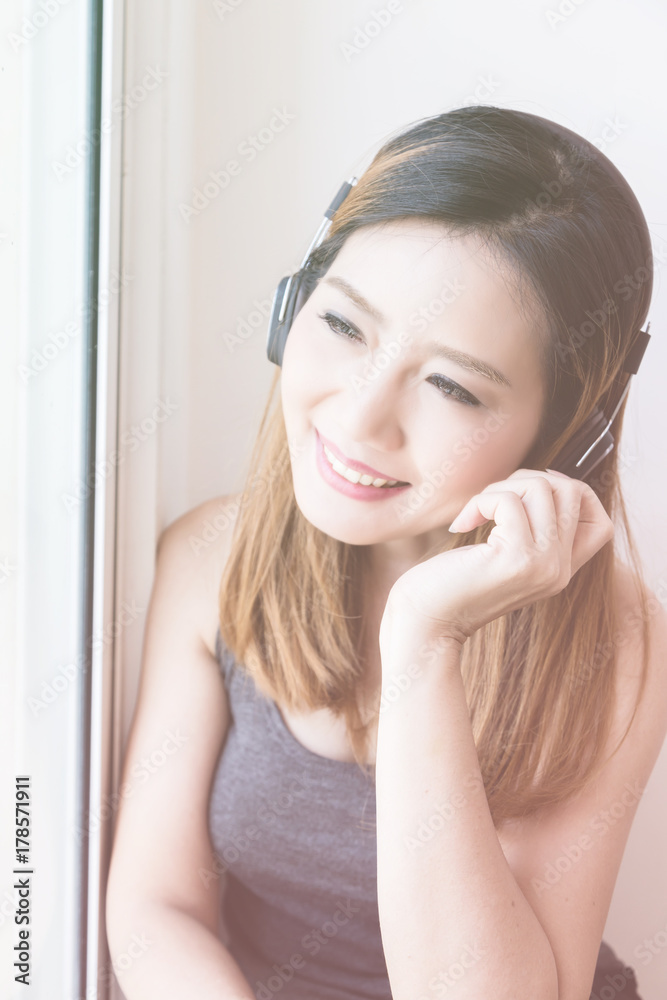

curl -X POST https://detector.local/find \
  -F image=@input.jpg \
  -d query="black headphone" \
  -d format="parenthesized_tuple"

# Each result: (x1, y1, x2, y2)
(266, 176, 357, 368)
(266, 176, 651, 483)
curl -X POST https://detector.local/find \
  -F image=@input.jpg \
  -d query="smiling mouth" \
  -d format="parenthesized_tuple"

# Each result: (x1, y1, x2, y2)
(321, 441, 410, 488)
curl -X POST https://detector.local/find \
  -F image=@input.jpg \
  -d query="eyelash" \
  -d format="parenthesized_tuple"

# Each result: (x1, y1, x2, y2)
(317, 311, 482, 408)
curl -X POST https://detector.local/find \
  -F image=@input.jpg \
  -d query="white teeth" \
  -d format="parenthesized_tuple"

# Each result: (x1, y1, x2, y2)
(322, 443, 401, 488)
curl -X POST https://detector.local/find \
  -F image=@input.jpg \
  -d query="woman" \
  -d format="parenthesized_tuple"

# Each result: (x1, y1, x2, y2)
(106, 106, 667, 1000)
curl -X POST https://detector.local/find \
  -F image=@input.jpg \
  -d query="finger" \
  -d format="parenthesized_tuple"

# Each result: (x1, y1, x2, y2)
(569, 487, 614, 572)
(512, 470, 591, 541)
(516, 476, 559, 550)
(451, 472, 609, 572)
(532, 479, 580, 560)
(498, 472, 586, 571)
(491, 468, 573, 487)
(449, 489, 535, 554)
(542, 474, 612, 573)
(553, 488, 582, 567)
(478, 475, 560, 548)
(492, 472, 585, 532)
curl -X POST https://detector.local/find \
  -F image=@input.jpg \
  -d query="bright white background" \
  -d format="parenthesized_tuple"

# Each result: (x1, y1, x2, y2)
(115, 2, 667, 996)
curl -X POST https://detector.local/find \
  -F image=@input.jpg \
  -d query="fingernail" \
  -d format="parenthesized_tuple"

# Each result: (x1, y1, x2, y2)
(448, 517, 462, 533)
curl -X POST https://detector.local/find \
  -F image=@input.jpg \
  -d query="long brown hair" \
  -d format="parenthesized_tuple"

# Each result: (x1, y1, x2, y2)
(218, 106, 654, 826)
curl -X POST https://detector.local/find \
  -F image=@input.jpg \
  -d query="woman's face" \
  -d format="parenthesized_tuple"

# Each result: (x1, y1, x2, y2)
(280, 218, 547, 567)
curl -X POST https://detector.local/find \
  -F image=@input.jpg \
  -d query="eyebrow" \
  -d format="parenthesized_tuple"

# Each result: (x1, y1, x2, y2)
(323, 275, 385, 323)
(321, 274, 513, 388)
(425, 342, 512, 388)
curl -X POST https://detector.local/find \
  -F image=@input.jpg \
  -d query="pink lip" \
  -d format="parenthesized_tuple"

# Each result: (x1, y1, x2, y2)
(315, 431, 412, 502)
(316, 430, 410, 484)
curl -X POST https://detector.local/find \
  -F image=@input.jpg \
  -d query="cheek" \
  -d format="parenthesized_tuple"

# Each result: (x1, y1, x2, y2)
(283, 307, 330, 368)
(281, 326, 311, 404)
(281, 318, 339, 419)
(425, 410, 538, 495)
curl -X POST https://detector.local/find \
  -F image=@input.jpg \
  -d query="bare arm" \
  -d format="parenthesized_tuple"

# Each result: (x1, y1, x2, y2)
(375, 619, 558, 1000)
(107, 902, 255, 999)
(105, 495, 255, 998)
(375, 580, 667, 1000)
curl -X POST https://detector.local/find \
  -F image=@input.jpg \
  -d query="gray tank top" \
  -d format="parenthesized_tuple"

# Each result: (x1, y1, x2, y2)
(208, 628, 392, 1000)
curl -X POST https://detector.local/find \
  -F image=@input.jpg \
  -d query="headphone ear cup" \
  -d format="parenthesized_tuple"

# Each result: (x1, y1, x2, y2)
(267, 275, 292, 366)
(266, 269, 311, 366)
(548, 407, 613, 481)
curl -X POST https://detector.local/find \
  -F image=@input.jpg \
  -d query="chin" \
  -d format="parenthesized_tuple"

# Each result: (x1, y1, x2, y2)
(289, 484, 399, 547)
(292, 492, 373, 546)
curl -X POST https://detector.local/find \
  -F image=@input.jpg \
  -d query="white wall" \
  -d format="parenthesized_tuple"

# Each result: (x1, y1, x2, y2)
(118, 1, 667, 996)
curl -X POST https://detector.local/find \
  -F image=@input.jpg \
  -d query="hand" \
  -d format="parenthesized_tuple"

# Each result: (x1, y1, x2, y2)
(381, 468, 615, 649)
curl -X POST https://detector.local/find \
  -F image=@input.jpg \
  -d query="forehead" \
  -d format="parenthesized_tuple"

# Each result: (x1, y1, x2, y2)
(324, 219, 547, 384)
(331, 219, 531, 314)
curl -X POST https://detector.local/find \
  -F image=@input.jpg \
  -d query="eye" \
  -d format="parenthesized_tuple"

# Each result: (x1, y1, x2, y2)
(318, 311, 363, 343)
(427, 375, 481, 407)
(319, 310, 481, 407)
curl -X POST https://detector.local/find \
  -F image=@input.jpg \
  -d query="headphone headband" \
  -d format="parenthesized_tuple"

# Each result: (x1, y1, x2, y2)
(275, 177, 357, 329)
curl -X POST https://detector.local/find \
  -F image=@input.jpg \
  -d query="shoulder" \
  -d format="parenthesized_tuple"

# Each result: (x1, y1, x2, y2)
(106, 493, 244, 934)
(157, 491, 244, 659)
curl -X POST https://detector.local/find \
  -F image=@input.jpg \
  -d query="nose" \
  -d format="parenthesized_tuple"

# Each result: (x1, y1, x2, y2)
(336, 355, 407, 452)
